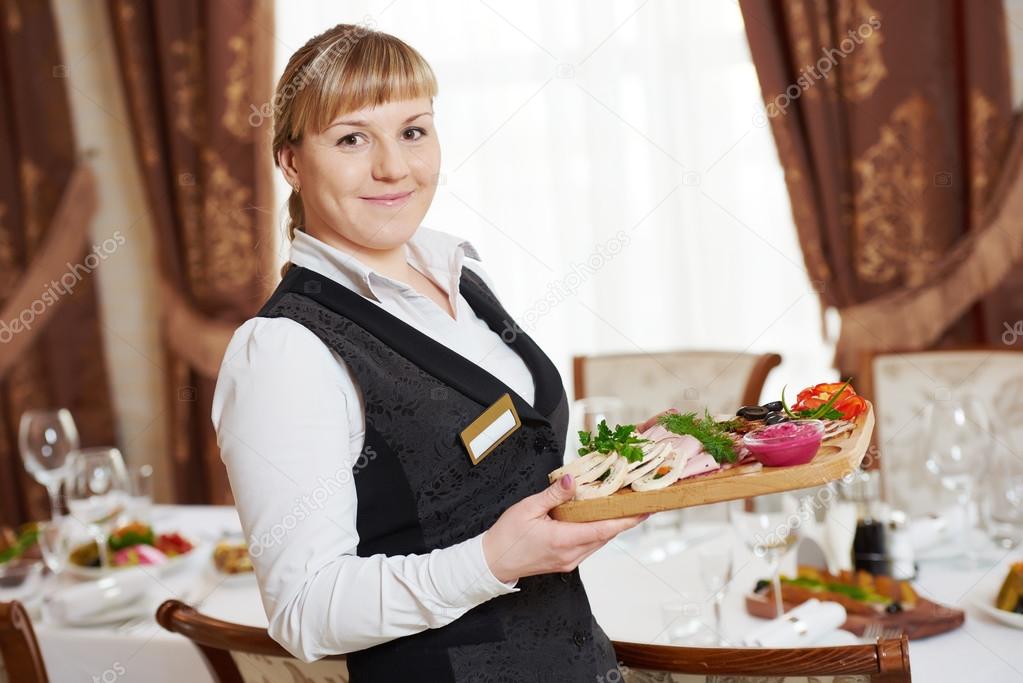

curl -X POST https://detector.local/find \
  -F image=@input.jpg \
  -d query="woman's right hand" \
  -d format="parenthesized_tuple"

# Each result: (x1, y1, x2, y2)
(481, 473, 650, 584)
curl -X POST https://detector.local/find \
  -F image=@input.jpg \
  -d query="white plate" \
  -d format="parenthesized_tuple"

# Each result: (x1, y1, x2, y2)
(64, 538, 204, 581)
(973, 589, 1023, 629)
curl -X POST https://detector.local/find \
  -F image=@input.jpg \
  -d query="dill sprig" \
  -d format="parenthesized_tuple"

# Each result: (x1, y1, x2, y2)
(656, 410, 739, 464)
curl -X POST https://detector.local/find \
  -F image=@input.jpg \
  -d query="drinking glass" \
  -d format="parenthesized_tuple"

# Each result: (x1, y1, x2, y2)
(729, 494, 803, 617)
(19, 409, 79, 518)
(65, 447, 130, 568)
(697, 542, 733, 645)
(919, 395, 991, 567)
(37, 515, 75, 574)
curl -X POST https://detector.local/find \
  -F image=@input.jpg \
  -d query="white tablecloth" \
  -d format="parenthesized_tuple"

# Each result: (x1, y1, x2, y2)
(26, 505, 1023, 682)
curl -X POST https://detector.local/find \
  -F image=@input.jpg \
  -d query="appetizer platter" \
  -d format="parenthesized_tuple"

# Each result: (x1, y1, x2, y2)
(66, 521, 199, 580)
(746, 565, 965, 639)
(550, 381, 874, 522)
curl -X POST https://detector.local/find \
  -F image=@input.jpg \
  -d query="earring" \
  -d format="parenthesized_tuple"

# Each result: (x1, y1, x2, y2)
(293, 184, 300, 194)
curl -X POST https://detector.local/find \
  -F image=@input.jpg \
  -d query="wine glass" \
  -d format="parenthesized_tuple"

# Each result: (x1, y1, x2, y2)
(37, 515, 75, 574)
(65, 447, 130, 568)
(729, 494, 803, 617)
(698, 541, 734, 645)
(19, 409, 80, 518)
(919, 395, 992, 567)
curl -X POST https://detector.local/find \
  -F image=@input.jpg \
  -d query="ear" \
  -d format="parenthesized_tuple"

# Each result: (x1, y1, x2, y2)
(277, 143, 301, 190)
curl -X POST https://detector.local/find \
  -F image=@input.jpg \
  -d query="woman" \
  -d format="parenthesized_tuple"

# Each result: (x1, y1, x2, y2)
(212, 23, 649, 682)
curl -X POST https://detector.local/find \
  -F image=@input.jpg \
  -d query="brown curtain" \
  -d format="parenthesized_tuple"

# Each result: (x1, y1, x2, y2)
(107, 0, 276, 504)
(0, 0, 117, 525)
(739, 0, 1019, 374)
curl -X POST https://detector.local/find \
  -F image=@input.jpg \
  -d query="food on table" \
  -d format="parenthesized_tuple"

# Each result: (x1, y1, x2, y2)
(113, 544, 168, 566)
(996, 561, 1023, 614)
(0, 523, 39, 564)
(154, 532, 194, 557)
(108, 521, 155, 551)
(742, 419, 825, 467)
(754, 565, 917, 616)
(68, 522, 194, 568)
(213, 541, 254, 574)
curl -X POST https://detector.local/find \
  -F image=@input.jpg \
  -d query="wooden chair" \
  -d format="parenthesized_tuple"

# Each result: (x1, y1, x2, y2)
(573, 350, 782, 423)
(614, 636, 911, 682)
(158, 599, 909, 683)
(858, 347, 1023, 514)
(0, 600, 49, 683)
(156, 600, 348, 683)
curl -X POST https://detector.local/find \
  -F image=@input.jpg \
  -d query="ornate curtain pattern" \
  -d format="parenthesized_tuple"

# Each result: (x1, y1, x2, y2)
(739, 0, 1019, 373)
(0, 0, 117, 526)
(107, 0, 275, 504)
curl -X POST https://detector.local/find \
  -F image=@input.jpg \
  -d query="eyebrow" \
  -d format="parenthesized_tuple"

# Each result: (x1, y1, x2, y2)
(326, 111, 432, 131)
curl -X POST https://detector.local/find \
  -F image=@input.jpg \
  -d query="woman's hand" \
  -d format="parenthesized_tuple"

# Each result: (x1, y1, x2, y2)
(481, 473, 650, 584)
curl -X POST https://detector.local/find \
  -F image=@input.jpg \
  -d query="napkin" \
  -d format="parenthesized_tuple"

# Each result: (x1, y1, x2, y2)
(45, 567, 153, 624)
(742, 598, 847, 648)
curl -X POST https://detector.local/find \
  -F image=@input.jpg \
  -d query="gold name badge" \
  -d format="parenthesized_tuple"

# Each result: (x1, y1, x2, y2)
(459, 393, 521, 466)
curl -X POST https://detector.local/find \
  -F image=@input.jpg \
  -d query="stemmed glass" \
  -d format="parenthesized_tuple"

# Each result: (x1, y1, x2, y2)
(65, 447, 130, 568)
(698, 542, 733, 645)
(729, 494, 802, 617)
(919, 395, 992, 568)
(19, 409, 80, 518)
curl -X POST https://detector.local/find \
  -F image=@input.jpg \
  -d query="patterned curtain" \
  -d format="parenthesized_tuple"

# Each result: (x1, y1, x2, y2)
(107, 0, 276, 504)
(0, 0, 117, 525)
(738, 0, 1019, 375)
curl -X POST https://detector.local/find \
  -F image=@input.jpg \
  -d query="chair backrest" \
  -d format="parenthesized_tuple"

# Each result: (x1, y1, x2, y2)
(859, 348, 1023, 514)
(156, 600, 348, 683)
(613, 635, 911, 682)
(573, 350, 781, 423)
(0, 600, 49, 683)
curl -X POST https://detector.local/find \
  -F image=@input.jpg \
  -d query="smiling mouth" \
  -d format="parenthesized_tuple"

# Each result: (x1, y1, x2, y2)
(360, 191, 413, 206)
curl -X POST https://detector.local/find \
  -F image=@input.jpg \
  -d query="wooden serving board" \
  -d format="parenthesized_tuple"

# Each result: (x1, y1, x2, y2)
(550, 402, 875, 522)
(745, 590, 965, 640)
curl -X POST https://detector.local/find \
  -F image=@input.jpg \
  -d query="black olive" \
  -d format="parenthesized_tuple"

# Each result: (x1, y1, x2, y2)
(737, 405, 769, 420)
(765, 412, 790, 425)
(754, 579, 771, 594)
(761, 401, 783, 412)
(885, 602, 903, 614)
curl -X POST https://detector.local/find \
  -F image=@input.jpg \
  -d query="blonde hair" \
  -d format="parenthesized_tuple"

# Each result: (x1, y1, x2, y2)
(271, 23, 438, 276)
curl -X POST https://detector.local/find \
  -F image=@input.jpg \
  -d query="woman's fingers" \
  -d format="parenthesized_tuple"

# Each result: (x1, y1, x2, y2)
(557, 512, 649, 547)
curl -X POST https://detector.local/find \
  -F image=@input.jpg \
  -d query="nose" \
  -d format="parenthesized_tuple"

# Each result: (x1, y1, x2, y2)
(372, 138, 410, 181)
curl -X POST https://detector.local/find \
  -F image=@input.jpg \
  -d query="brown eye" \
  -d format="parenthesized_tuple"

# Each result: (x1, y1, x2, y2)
(337, 134, 361, 147)
(403, 127, 426, 141)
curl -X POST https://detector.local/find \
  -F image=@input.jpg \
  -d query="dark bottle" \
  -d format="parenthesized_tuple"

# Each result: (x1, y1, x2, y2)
(845, 469, 893, 576)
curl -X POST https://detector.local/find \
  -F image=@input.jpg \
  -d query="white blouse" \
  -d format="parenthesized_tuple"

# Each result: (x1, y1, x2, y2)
(211, 226, 536, 662)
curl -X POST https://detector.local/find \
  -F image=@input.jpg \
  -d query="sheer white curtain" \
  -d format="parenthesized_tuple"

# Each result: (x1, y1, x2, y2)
(273, 0, 837, 405)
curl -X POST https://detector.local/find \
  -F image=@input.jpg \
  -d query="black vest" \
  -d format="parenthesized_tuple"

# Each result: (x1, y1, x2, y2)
(256, 264, 621, 682)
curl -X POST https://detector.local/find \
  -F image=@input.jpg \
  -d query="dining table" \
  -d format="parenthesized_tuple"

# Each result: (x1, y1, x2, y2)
(21, 504, 1023, 682)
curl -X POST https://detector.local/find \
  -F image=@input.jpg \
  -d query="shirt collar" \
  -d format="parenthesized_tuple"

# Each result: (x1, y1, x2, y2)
(289, 227, 481, 305)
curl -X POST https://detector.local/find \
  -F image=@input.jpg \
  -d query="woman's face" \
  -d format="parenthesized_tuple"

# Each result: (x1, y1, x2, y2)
(279, 96, 440, 253)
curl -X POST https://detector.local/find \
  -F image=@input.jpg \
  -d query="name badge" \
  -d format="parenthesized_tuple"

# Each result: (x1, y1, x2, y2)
(459, 393, 521, 466)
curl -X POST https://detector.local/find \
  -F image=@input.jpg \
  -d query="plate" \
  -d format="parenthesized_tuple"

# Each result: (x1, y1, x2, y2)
(41, 595, 155, 627)
(64, 538, 204, 581)
(974, 589, 1023, 629)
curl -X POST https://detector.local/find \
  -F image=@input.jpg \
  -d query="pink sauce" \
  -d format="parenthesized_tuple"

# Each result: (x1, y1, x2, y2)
(743, 420, 823, 467)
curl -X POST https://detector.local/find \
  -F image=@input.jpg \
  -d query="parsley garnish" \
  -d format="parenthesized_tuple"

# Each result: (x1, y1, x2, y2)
(577, 420, 649, 463)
